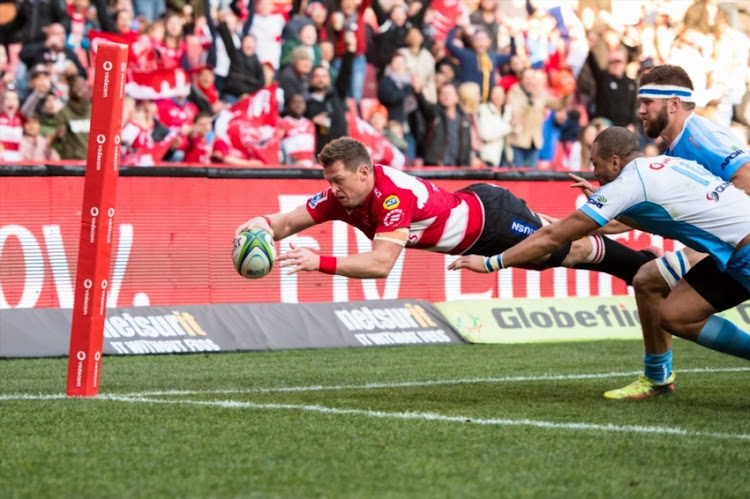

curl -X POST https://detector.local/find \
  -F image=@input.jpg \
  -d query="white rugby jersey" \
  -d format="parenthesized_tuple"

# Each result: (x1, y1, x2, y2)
(580, 155, 750, 269)
(306, 165, 485, 254)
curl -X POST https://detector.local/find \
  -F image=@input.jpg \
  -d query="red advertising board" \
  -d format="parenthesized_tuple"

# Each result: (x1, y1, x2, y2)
(0, 176, 679, 310)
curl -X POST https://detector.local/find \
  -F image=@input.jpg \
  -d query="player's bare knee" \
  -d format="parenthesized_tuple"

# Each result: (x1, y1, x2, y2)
(633, 260, 669, 297)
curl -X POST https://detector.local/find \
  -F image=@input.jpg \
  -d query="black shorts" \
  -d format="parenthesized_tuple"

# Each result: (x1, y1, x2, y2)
(459, 183, 571, 267)
(683, 256, 750, 311)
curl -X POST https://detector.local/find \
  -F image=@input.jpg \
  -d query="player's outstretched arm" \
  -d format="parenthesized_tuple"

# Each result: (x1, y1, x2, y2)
(279, 235, 406, 278)
(235, 205, 317, 240)
(449, 211, 599, 272)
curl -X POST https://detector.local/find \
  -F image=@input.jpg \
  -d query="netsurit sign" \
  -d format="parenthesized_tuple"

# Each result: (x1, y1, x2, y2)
(104, 310, 220, 355)
(334, 303, 457, 346)
(436, 297, 750, 344)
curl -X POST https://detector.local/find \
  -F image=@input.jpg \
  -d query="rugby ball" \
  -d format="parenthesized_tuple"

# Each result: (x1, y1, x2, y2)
(232, 228, 276, 279)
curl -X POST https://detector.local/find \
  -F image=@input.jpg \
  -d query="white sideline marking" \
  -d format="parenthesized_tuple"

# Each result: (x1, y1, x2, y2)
(98, 394, 750, 442)
(2, 366, 749, 401)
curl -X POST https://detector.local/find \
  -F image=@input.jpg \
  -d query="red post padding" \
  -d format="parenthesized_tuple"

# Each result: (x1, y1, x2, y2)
(66, 43, 128, 397)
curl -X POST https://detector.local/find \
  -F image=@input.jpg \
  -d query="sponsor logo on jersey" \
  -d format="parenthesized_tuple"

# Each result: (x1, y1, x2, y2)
(308, 189, 328, 209)
(509, 219, 537, 236)
(706, 181, 731, 201)
(720, 148, 744, 170)
(587, 195, 607, 209)
(383, 195, 400, 210)
(383, 208, 405, 228)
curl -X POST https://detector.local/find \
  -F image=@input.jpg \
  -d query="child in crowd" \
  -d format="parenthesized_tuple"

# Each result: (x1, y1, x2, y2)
(184, 112, 215, 165)
(0, 89, 24, 162)
(20, 114, 60, 161)
(279, 94, 316, 167)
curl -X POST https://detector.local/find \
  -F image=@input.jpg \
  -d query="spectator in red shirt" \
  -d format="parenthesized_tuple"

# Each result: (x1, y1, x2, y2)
(188, 65, 224, 115)
(0, 89, 25, 161)
(156, 92, 199, 159)
(280, 93, 316, 167)
(184, 112, 215, 165)
(153, 12, 186, 70)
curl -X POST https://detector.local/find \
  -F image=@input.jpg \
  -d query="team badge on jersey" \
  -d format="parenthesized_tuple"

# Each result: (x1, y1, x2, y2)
(383, 195, 400, 210)
(383, 209, 405, 227)
(308, 190, 328, 209)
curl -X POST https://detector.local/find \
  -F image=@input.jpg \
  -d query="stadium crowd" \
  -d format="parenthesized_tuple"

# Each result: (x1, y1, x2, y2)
(0, 0, 749, 169)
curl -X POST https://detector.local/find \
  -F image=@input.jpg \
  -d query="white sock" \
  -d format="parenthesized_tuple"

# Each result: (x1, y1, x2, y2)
(583, 235, 606, 264)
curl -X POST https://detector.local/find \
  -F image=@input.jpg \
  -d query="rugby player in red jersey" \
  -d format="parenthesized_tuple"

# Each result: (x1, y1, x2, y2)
(235, 137, 655, 281)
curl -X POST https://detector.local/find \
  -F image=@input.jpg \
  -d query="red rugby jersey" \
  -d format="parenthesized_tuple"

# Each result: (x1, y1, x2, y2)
(306, 165, 485, 254)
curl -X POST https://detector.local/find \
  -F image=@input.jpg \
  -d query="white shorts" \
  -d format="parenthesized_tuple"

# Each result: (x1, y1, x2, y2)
(655, 249, 692, 290)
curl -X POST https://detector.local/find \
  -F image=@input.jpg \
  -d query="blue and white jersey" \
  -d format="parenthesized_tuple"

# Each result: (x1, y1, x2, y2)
(667, 113, 750, 180)
(580, 155, 750, 270)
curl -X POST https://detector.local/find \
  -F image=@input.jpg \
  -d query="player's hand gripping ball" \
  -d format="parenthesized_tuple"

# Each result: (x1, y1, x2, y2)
(232, 228, 276, 279)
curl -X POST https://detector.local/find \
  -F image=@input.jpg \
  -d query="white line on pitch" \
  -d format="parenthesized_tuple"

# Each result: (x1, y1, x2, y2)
(97, 394, 750, 442)
(2, 366, 749, 401)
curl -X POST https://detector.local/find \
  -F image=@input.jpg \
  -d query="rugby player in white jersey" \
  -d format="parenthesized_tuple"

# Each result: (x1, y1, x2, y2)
(451, 127, 750, 394)
(570, 65, 750, 399)
(235, 137, 656, 285)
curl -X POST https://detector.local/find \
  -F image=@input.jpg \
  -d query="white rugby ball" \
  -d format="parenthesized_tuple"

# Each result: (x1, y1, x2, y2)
(232, 228, 276, 279)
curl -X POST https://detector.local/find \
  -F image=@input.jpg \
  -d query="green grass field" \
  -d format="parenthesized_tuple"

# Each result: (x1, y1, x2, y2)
(3, 339, 750, 498)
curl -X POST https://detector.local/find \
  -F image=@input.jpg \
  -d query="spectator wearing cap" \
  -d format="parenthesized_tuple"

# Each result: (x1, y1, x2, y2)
(188, 65, 224, 114)
(20, 64, 54, 117)
(278, 46, 313, 104)
(218, 15, 264, 102)
(280, 23, 322, 69)
(51, 75, 90, 159)
(445, 22, 514, 102)
(583, 47, 637, 127)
